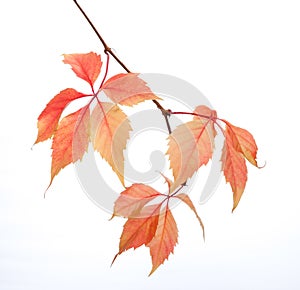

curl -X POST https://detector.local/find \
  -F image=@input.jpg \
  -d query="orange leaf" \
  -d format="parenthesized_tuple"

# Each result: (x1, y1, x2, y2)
(63, 52, 102, 87)
(35, 89, 87, 144)
(113, 184, 161, 218)
(221, 126, 247, 211)
(194, 105, 217, 138)
(102, 73, 160, 106)
(112, 204, 161, 264)
(224, 121, 258, 167)
(175, 193, 205, 239)
(147, 208, 178, 276)
(50, 106, 90, 186)
(167, 118, 215, 191)
(91, 102, 132, 186)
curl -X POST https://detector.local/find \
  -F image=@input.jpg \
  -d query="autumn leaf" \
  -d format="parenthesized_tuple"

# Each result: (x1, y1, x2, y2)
(223, 121, 258, 167)
(112, 178, 205, 275)
(102, 73, 160, 106)
(50, 106, 90, 187)
(63, 52, 102, 87)
(35, 89, 88, 144)
(112, 184, 161, 218)
(167, 107, 216, 191)
(112, 204, 161, 265)
(221, 125, 248, 211)
(194, 105, 217, 139)
(147, 208, 178, 276)
(90, 101, 132, 186)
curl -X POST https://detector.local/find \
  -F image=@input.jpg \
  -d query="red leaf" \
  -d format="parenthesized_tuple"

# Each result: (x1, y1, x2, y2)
(112, 184, 161, 218)
(102, 73, 160, 106)
(35, 89, 87, 144)
(50, 106, 90, 186)
(224, 121, 258, 167)
(90, 102, 132, 186)
(63, 52, 102, 87)
(112, 204, 161, 264)
(221, 126, 247, 211)
(112, 183, 205, 275)
(147, 208, 178, 276)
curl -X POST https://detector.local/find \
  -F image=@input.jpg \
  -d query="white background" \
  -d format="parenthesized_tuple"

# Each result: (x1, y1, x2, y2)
(1, 0, 300, 289)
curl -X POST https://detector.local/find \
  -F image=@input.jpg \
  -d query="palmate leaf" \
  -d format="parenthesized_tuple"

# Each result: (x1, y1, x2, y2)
(112, 181, 204, 275)
(35, 52, 159, 188)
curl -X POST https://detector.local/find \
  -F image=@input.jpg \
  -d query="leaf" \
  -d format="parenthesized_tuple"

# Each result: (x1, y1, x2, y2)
(224, 121, 258, 167)
(35, 89, 87, 144)
(63, 52, 102, 87)
(50, 106, 90, 186)
(221, 126, 247, 211)
(194, 105, 217, 138)
(167, 118, 215, 191)
(112, 204, 161, 265)
(112, 183, 205, 275)
(147, 208, 178, 276)
(102, 73, 160, 106)
(91, 102, 132, 186)
(175, 193, 205, 239)
(112, 184, 161, 218)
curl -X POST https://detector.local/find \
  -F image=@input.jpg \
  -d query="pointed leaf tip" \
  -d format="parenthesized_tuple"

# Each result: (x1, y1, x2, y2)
(63, 52, 102, 87)
(35, 89, 87, 144)
(221, 125, 248, 211)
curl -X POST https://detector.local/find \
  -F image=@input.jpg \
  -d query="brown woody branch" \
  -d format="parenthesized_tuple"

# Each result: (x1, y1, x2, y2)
(73, 0, 172, 133)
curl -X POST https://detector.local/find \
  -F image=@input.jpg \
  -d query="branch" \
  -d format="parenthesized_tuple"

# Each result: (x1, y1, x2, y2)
(73, 0, 172, 133)
(73, 0, 130, 73)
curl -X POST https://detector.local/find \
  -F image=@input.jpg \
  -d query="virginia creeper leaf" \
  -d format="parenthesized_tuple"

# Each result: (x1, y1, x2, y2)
(112, 184, 161, 218)
(91, 102, 132, 186)
(50, 106, 90, 186)
(147, 208, 178, 276)
(102, 73, 160, 106)
(35, 89, 87, 144)
(224, 121, 258, 167)
(221, 126, 248, 211)
(194, 105, 217, 138)
(63, 52, 102, 87)
(112, 204, 161, 265)
(167, 117, 215, 191)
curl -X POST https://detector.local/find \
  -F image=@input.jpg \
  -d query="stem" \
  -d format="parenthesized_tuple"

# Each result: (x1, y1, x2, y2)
(73, 0, 130, 73)
(171, 110, 214, 120)
(73, 0, 172, 133)
(98, 53, 110, 92)
(152, 100, 172, 134)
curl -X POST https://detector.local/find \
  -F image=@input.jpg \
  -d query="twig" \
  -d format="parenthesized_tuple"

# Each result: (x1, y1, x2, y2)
(73, 0, 172, 133)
